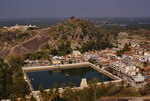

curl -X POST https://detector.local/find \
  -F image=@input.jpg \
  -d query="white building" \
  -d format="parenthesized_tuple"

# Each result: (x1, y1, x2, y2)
(4, 24, 36, 30)
(144, 52, 150, 62)
(52, 60, 61, 65)
(51, 56, 63, 65)
(52, 56, 63, 60)
(139, 52, 150, 62)
(110, 61, 136, 76)
(133, 74, 145, 83)
(1, 100, 11, 101)
(72, 50, 81, 57)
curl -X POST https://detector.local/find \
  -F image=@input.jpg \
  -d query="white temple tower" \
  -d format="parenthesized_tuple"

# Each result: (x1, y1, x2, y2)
(80, 78, 88, 88)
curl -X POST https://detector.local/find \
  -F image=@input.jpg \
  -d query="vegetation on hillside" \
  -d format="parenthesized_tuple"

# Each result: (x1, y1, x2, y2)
(0, 56, 29, 100)
(45, 18, 117, 55)
(0, 18, 120, 58)
(0, 29, 36, 46)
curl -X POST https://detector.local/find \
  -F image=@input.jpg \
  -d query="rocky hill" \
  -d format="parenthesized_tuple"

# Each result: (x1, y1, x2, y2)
(0, 18, 114, 58)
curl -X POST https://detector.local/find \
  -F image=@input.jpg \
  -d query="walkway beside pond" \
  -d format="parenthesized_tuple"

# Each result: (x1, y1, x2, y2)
(89, 63, 121, 80)
(22, 62, 122, 95)
(22, 62, 90, 72)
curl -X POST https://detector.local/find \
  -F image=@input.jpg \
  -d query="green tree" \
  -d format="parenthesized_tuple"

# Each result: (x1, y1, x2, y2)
(63, 88, 76, 101)
(140, 84, 150, 95)
(53, 82, 59, 89)
(92, 78, 100, 101)
(0, 56, 29, 99)
(116, 43, 131, 57)
(68, 60, 72, 64)
(123, 43, 131, 51)
(88, 58, 96, 64)
(51, 49, 59, 56)
(68, 82, 75, 88)
(61, 83, 66, 89)
(39, 85, 45, 94)
(30, 96, 36, 101)
(143, 61, 148, 67)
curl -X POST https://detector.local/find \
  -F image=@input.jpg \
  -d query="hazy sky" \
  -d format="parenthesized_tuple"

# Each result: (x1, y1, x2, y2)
(0, 0, 150, 18)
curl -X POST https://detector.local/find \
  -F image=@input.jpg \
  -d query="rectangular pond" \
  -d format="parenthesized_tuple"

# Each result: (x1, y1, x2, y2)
(26, 67, 113, 90)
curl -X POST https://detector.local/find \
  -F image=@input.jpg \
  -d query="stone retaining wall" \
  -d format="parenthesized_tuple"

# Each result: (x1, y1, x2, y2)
(22, 62, 122, 94)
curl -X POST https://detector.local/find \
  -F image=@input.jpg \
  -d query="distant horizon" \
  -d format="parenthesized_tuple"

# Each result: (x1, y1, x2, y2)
(1, 16, 150, 20)
(0, 0, 150, 18)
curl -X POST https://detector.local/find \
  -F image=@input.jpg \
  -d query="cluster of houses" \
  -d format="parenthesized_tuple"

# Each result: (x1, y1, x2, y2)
(21, 42, 150, 101)
(24, 43, 150, 85)
(24, 59, 50, 66)
(63, 45, 149, 84)
(3, 24, 37, 31)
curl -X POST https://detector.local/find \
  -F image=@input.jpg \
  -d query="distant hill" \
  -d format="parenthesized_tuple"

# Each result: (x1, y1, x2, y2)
(0, 18, 114, 58)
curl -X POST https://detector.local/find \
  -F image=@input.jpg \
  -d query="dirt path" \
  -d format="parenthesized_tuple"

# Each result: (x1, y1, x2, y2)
(97, 96, 150, 101)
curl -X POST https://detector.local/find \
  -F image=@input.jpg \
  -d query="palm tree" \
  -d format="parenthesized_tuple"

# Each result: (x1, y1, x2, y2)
(39, 85, 45, 94)
(91, 77, 100, 101)
(61, 83, 66, 89)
